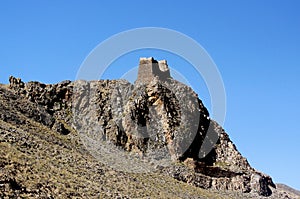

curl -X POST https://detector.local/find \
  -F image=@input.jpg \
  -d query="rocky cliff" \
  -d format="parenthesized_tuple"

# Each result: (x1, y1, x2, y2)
(0, 58, 297, 198)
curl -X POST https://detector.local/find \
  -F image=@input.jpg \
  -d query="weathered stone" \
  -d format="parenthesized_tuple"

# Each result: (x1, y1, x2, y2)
(250, 173, 275, 196)
(4, 58, 278, 197)
(136, 57, 171, 84)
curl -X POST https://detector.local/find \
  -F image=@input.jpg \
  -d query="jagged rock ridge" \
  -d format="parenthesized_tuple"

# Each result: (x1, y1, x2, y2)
(1, 57, 293, 198)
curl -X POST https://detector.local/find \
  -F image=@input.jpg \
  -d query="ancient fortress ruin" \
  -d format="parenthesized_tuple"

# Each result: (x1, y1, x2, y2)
(136, 57, 171, 84)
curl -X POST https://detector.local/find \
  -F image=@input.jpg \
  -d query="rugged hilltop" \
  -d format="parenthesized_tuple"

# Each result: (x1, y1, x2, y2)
(0, 58, 299, 198)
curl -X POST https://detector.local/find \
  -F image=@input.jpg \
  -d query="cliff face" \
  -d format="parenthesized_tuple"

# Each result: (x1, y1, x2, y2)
(1, 58, 294, 198)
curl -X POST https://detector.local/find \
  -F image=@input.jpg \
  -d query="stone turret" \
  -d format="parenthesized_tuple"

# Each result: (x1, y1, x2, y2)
(135, 57, 171, 84)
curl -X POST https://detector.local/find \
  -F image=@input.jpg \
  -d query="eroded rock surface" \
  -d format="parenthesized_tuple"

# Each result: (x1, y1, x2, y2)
(1, 58, 288, 198)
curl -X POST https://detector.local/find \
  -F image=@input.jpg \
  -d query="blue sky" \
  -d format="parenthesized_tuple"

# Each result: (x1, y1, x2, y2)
(1, 1, 300, 190)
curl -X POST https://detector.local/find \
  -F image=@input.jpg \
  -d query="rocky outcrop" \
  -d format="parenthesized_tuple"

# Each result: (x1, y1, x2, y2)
(8, 76, 73, 135)
(5, 58, 277, 197)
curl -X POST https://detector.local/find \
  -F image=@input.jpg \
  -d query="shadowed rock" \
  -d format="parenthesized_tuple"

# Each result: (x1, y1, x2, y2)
(2, 58, 280, 197)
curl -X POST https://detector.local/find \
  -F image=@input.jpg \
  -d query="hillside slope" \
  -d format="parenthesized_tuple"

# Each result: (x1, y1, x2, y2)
(1, 58, 299, 198)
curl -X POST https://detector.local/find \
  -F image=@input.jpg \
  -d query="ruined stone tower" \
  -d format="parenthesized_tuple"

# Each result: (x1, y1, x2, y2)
(135, 57, 171, 84)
